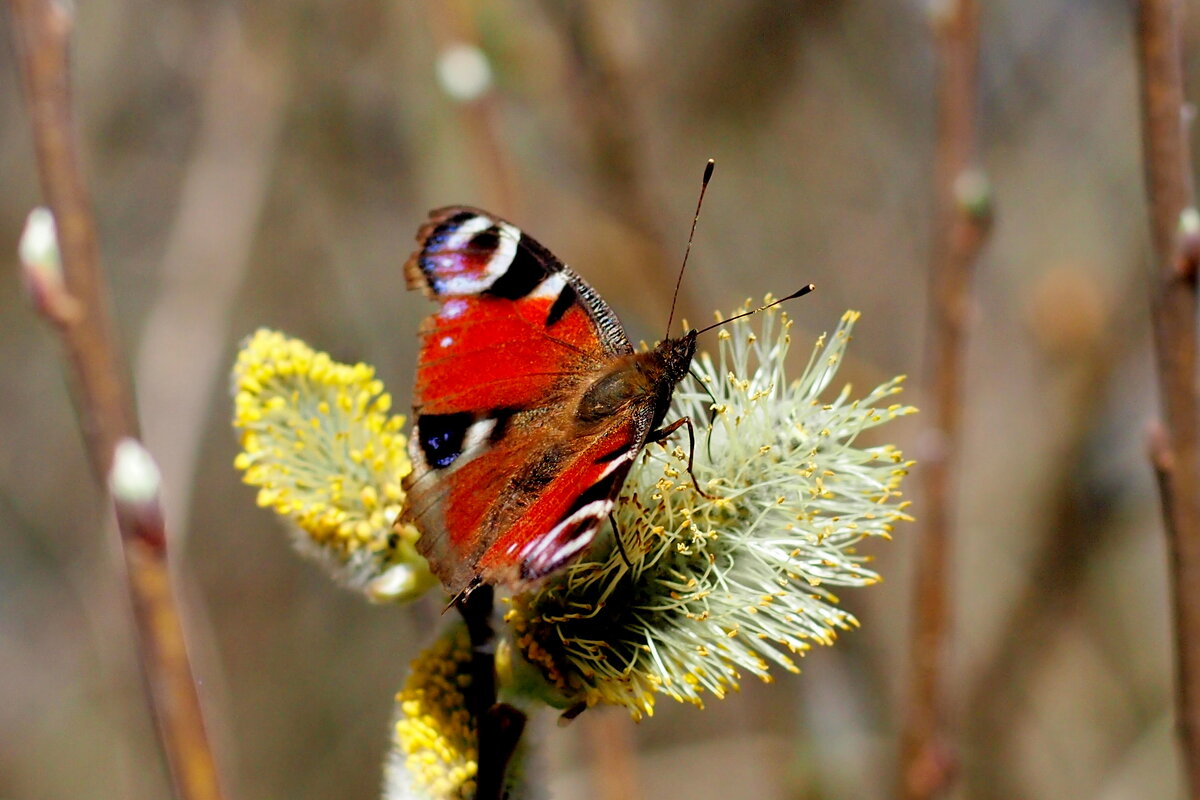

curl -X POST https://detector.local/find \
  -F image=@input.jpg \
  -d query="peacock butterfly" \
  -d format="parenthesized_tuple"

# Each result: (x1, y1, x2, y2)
(401, 204, 704, 598)
(401, 185, 812, 598)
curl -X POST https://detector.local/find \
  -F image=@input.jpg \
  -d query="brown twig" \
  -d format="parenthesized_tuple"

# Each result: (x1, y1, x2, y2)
(8, 2, 225, 799)
(899, 2, 990, 799)
(10, 0, 136, 475)
(1135, 1, 1200, 795)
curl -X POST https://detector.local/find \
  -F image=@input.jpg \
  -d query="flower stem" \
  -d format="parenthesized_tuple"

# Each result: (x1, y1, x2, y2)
(900, 2, 990, 798)
(8, 2, 225, 798)
(1135, 1, 1200, 795)
(456, 586, 528, 800)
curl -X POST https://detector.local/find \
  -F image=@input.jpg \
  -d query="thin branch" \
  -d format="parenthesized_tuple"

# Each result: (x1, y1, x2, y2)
(8, 2, 225, 799)
(10, 0, 136, 476)
(1135, 1, 1200, 794)
(900, 2, 990, 799)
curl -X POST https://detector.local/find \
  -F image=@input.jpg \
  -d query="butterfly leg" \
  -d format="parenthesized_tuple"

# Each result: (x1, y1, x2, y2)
(648, 417, 716, 499)
(608, 511, 633, 570)
(560, 702, 588, 723)
(688, 368, 719, 464)
(444, 576, 484, 614)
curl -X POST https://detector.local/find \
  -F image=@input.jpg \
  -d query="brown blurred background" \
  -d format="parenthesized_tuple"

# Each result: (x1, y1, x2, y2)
(0, 1, 1187, 798)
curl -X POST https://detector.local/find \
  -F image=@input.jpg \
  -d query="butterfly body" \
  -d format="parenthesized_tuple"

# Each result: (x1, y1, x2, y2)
(402, 207, 698, 596)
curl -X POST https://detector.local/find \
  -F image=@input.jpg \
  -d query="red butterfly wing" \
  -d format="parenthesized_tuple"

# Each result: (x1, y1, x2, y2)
(402, 207, 641, 594)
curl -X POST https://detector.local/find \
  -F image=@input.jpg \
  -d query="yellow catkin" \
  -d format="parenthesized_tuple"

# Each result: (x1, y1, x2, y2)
(231, 329, 433, 601)
(507, 307, 915, 720)
(392, 626, 478, 800)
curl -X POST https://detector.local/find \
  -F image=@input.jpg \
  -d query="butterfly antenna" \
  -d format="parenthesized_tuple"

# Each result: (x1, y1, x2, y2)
(608, 512, 633, 570)
(665, 158, 716, 340)
(694, 284, 816, 335)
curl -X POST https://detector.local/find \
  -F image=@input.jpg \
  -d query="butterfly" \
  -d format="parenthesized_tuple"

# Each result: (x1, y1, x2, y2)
(400, 206, 704, 597)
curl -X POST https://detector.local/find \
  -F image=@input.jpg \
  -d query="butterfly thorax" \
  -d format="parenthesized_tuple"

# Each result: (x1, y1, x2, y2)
(576, 331, 697, 435)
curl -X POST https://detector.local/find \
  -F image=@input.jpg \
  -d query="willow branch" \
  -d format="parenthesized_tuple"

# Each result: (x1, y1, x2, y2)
(10, 0, 135, 473)
(8, 2, 225, 798)
(1135, 1, 1200, 795)
(900, 2, 990, 799)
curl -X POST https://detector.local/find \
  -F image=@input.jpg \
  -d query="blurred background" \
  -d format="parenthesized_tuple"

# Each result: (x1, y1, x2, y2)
(0, 0, 1186, 798)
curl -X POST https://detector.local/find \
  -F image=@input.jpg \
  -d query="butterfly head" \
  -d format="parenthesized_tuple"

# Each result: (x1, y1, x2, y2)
(657, 329, 699, 385)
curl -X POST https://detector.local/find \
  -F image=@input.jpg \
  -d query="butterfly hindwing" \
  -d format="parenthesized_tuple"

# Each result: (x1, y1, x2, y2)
(408, 411, 638, 592)
(403, 207, 645, 593)
(482, 432, 637, 583)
